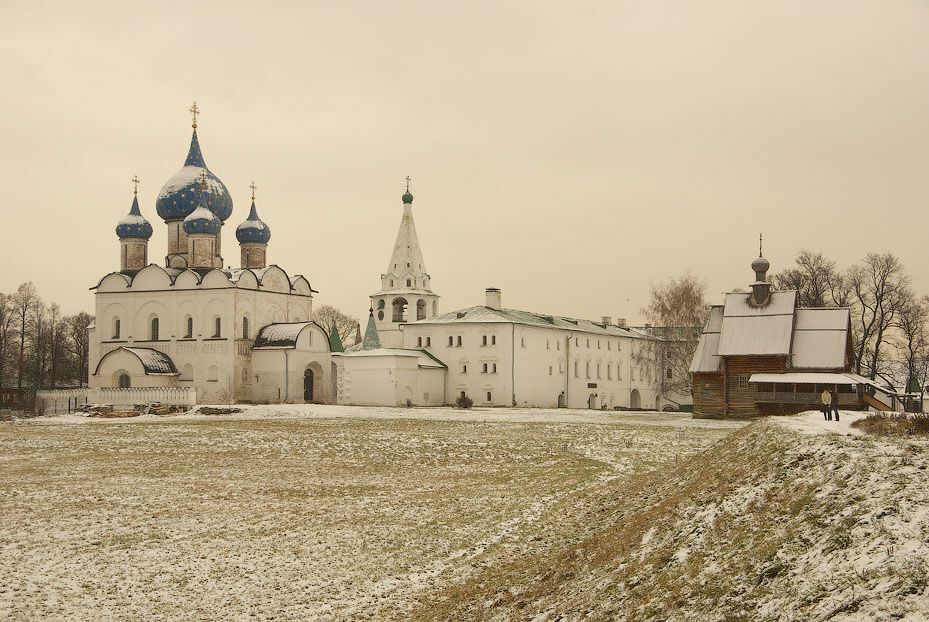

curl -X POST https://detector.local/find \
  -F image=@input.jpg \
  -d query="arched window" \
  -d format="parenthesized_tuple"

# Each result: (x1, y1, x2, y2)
(213, 317, 222, 338)
(242, 317, 250, 339)
(377, 300, 386, 310)
(113, 318, 120, 339)
(392, 298, 408, 322)
(150, 317, 159, 341)
(406, 279, 412, 288)
(185, 316, 193, 339)
(416, 299, 426, 320)
(117, 373, 130, 388)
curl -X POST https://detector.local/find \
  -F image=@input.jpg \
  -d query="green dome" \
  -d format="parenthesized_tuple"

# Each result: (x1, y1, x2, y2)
(402, 191, 413, 204)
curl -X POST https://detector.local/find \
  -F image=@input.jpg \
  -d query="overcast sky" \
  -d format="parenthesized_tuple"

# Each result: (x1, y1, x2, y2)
(2, 1, 928, 323)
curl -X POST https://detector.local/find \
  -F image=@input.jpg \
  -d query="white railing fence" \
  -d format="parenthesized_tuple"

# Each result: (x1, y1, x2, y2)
(36, 387, 198, 413)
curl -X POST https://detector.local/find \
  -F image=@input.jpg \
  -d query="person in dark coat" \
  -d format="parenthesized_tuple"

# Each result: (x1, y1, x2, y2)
(831, 390, 840, 421)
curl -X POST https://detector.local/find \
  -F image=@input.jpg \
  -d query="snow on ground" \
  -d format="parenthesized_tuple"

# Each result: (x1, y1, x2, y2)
(0, 406, 739, 621)
(774, 409, 868, 436)
(30, 403, 747, 430)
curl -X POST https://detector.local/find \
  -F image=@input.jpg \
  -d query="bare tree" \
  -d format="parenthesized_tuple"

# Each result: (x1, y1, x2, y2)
(13, 282, 38, 390)
(0, 293, 14, 389)
(640, 273, 708, 398)
(314, 305, 360, 348)
(848, 253, 910, 379)
(894, 293, 929, 409)
(772, 250, 846, 308)
(66, 312, 93, 386)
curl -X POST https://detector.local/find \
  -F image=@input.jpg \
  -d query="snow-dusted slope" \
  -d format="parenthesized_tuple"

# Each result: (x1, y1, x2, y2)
(415, 419, 929, 621)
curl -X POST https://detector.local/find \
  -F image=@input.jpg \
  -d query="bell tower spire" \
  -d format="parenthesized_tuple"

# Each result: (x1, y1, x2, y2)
(368, 178, 440, 347)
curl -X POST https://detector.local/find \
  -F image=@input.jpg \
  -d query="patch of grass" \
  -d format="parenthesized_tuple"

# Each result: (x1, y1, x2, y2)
(823, 526, 853, 555)
(852, 412, 929, 437)
(895, 557, 929, 596)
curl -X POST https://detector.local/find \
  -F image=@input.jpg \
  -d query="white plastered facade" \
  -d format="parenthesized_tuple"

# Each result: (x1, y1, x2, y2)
(88, 264, 334, 404)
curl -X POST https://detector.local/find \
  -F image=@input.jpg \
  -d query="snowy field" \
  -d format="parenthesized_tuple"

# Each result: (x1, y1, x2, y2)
(0, 405, 741, 621)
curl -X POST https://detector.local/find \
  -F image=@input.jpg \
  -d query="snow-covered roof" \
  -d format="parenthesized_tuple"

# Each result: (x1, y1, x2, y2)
(691, 290, 851, 374)
(253, 322, 314, 348)
(717, 291, 797, 356)
(334, 348, 447, 369)
(689, 306, 723, 373)
(749, 372, 857, 385)
(122, 347, 178, 375)
(410, 306, 648, 339)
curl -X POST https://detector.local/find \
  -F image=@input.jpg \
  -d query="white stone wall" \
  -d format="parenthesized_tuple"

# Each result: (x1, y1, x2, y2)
(334, 353, 446, 406)
(89, 265, 315, 404)
(250, 324, 332, 404)
(400, 322, 663, 408)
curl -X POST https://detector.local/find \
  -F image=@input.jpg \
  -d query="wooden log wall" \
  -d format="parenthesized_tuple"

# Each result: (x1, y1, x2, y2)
(692, 372, 725, 417)
(723, 355, 788, 417)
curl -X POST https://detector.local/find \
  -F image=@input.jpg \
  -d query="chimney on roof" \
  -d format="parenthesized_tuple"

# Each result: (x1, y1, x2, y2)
(617, 318, 627, 327)
(601, 316, 612, 325)
(485, 288, 502, 310)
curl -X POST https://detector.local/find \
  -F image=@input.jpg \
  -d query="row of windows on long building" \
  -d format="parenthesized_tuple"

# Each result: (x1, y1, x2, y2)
(111, 316, 251, 341)
(416, 334, 627, 351)
(452, 359, 657, 383)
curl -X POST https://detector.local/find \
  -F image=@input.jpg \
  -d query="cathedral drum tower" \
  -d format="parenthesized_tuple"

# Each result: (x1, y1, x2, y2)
(369, 178, 439, 348)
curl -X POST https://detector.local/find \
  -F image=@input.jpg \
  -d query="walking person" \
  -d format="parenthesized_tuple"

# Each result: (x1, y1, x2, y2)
(831, 390, 840, 422)
(821, 388, 832, 421)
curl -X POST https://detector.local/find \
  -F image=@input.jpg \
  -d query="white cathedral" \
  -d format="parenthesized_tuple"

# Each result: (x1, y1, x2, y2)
(88, 106, 670, 410)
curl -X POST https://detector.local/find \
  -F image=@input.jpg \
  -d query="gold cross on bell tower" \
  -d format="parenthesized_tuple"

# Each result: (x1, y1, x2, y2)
(405, 176, 411, 192)
(249, 181, 257, 201)
(131, 175, 140, 195)
(190, 101, 200, 129)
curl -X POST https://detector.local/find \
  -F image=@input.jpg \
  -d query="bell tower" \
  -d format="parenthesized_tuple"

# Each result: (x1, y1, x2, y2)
(369, 178, 439, 347)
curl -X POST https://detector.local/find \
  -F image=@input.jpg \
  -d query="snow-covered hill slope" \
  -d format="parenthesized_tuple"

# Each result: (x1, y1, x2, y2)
(413, 417, 929, 621)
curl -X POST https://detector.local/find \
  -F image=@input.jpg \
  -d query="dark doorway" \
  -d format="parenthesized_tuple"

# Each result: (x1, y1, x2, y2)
(304, 368, 314, 402)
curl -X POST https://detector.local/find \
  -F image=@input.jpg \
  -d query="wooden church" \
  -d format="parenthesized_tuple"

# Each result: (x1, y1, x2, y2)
(690, 244, 858, 418)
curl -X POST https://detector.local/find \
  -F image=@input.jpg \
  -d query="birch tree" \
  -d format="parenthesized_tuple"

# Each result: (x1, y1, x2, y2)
(640, 273, 708, 398)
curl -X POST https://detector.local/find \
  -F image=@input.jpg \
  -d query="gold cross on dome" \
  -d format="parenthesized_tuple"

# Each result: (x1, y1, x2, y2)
(198, 170, 208, 191)
(131, 175, 140, 195)
(190, 101, 200, 128)
(405, 176, 411, 192)
(249, 181, 257, 201)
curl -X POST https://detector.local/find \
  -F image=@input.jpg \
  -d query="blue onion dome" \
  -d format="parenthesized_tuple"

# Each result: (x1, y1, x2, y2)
(236, 200, 271, 244)
(183, 202, 222, 235)
(156, 128, 234, 222)
(116, 193, 153, 240)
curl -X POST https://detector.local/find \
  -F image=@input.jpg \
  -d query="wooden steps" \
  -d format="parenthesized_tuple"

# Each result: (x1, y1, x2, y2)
(864, 393, 893, 412)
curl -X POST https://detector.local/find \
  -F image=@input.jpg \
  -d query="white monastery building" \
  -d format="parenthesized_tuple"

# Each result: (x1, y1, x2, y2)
(87, 105, 669, 410)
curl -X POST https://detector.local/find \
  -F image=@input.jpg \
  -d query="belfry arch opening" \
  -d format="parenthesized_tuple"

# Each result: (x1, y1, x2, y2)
(392, 297, 408, 322)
